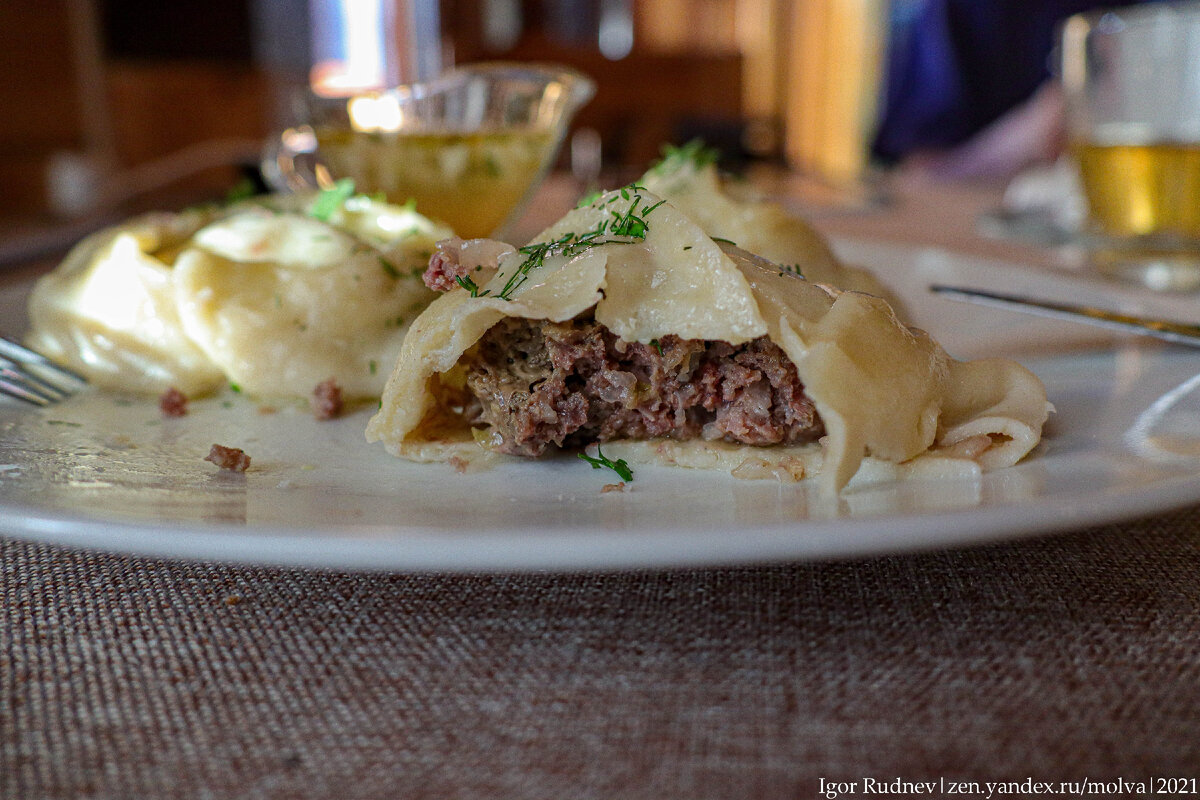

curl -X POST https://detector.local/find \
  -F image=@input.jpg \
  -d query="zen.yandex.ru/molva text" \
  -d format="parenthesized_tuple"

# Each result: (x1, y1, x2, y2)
(818, 776, 1197, 798)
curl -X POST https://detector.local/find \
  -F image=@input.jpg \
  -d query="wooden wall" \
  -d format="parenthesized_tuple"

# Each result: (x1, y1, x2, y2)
(0, 1, 85, 216)
(0, 0, 888, 221)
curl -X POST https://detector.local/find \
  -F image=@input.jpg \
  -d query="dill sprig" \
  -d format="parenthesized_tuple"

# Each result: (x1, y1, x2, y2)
(455, 274, 489, 297)
(578, 446, 634, 481)
(778, 263, 804, 278)
(490, 185, 663, 301)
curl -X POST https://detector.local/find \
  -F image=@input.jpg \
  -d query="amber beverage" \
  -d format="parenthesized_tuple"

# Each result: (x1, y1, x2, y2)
(1059, 4, 1200, 290)
(314, 127, 556, 239)
(1072, 140, 1200, 240)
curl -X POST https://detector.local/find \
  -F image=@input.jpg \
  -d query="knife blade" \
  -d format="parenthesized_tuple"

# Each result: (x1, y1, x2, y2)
(929, 284, 1200, 348)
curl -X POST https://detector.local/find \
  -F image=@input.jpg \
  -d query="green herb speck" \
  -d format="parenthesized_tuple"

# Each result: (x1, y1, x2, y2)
(578, 446, 634, 482)
(378, 257, 400, 279)
(310, 178, 356, 221)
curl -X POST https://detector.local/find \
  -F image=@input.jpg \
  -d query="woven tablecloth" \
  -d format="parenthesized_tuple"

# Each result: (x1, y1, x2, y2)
(5, 503, 1200, 799)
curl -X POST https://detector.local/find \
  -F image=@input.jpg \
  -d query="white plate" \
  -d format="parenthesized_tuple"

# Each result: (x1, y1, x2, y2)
(2, 240, 1199, 571)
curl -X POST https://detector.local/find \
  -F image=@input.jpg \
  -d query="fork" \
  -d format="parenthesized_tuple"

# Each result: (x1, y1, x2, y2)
(0, 337, 87, 406)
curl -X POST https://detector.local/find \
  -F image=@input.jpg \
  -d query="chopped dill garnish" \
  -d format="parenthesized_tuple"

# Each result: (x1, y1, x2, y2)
(649, 139, 721, 175)
(578, 446, 633, 481)
(649, 339, 663, 355)
(378, 256, 400, 279)
(712, 237, 738, 247)
(369, 360, 378, 375)
(229, 383, 242, 393)
(493, 185, 663, 301)
(455, 275, 490, 297)
(779, 263, 804, 278)
(310, 178, 356, 221)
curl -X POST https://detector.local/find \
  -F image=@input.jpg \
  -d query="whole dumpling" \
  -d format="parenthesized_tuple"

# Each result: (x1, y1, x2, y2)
(26, 192, 453, 399)
(25, 209, 227, 395)
(173, 197, 449, 398)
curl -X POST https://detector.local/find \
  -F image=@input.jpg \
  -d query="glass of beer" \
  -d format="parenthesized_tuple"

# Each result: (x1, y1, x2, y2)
(1060, 2, 1200, 291)
(263, 62, 595, 239)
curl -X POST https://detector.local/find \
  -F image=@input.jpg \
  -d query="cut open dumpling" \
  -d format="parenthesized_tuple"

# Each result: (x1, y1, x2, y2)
(366, 186, 1050, 493)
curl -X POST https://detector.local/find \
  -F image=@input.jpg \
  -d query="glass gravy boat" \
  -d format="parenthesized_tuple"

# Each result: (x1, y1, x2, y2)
(262, 62, 596, 239)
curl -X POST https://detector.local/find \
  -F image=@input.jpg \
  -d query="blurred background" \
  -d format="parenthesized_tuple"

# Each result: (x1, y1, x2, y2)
(0, 0, 895, 229)
(11, 0, 1143, 249)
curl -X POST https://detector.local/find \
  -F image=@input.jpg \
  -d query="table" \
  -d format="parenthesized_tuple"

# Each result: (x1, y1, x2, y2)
(4, 173, 1200, 798)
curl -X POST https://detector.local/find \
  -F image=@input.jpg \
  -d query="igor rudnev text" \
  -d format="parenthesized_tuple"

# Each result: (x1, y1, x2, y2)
(817, 777, 1176, 798)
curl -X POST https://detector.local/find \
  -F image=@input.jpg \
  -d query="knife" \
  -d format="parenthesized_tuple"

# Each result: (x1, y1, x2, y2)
(929, 284, 1200, 349)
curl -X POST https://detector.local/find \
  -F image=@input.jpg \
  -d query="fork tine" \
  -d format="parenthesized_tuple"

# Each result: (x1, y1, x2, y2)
(0, 336, 88, 405)
(1, 362, 71, 400)
(0, 337, 87, 385)
(0, 374, 58, 406)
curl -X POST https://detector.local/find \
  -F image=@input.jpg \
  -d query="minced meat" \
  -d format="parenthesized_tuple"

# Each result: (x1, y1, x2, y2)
(461, 317, 824, 457)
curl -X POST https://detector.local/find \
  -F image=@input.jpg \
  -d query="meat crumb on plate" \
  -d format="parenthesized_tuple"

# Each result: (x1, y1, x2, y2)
(311, 378, 343, 420)
(159, 386, 188, 417)
(205, 444, 251, 472)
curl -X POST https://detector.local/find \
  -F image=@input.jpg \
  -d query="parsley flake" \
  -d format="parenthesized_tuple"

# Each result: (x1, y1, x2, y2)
(310, 178, 356, 221)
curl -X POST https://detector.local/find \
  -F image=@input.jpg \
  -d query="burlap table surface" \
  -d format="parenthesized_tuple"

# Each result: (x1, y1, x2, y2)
(3, 504, 1199, 800)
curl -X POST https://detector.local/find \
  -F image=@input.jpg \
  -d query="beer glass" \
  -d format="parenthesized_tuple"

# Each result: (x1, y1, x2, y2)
(1060, 1, 1200, 290)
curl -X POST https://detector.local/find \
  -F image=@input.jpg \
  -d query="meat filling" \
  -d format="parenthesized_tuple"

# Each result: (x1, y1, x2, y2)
(461, 317, 825, 457)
